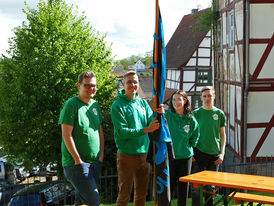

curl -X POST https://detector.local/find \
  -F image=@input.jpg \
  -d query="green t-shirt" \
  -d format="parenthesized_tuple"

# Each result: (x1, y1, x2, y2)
(165, 110, 200, 159)
(59, 96, 102, 167)
(193, 107, 226, 155)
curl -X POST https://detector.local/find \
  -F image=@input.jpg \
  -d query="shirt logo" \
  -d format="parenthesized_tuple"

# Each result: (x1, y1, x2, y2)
(141, 107, 146, 115)
(184, 125, 190, 133)
(93, 108, 98, 116)
(213, 114, 218, 120)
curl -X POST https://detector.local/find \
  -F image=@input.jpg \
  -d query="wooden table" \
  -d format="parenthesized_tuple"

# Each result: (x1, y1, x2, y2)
(179, 170, 274, 206)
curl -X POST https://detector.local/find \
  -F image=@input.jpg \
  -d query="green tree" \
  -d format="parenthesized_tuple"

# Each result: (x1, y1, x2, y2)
(0, 0, 117, 175)
(193, 0, 218, 50)
(142, 51, 153, 68)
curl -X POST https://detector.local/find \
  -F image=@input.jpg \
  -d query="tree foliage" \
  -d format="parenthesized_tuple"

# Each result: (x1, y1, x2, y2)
(193, 0, 218, 32)
(192, 0, 219, 51)
(0, 0, 117, 174)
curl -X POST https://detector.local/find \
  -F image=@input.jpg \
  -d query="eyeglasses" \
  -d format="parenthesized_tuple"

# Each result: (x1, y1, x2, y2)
(126, 80, 139, 85)
(82, 83, 97, 89)
(202, 94, 213, 98)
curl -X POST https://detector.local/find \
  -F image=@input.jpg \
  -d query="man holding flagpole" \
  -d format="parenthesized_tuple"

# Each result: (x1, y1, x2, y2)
(111, 71, 164, 206)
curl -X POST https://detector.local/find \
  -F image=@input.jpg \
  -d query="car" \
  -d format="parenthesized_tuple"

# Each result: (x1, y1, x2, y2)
(0, 180, 26, 206)
(8, 181, 75, 206)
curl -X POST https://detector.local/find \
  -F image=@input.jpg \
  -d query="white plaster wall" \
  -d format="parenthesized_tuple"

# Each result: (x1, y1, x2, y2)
(200, 37, 211, 47)
(218, 0, 225, 10)
(258, 49, 274, 79)
(183, 71, 195, 81)
(198, 58, 210, 66)
(235, 86, 242, 121)
(196, 86, 202, 92)
(250, 4, 274, 38)
(223, 84, 228, 114)
(249, 44, 266, 76)
(222, 13, 227, 46)
(256, 128, 274, 156)
(186, 58, 196, 66)
(167, 70, 171, 79)
(174, 70, 180, 81)
(235, 1, 243, 41)
(170, 81, 180, 90)
(237, 124, 241, 154)
(235, 44, 243, 81)
(229, 53, 235, 81)
(247, 92, 274, 123)
(223, 49, 228, 80)
(198, 48, 211, 57)
(166, 80, 170, 88)
(166, 70, 180, 89)
(183, 83, 194, 92)
(229, 85, 235, 127)
(235, 45, 240, 82)
(247, 128, 274, 156)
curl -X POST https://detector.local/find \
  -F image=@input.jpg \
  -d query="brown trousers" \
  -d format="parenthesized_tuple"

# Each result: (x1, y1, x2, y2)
(116, 153, 151, 206)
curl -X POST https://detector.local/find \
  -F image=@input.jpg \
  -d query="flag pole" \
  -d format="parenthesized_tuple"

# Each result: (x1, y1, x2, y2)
(153, 0, 159, 205)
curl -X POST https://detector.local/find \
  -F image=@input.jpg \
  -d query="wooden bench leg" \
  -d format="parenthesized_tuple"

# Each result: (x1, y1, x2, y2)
(200, 184, 204, 206)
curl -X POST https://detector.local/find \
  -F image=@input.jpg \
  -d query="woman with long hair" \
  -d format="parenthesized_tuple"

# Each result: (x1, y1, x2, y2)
(165, 90, 200, 206)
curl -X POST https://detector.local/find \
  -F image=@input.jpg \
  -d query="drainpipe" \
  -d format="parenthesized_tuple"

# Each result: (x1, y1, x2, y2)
(243, 0, 249, 165)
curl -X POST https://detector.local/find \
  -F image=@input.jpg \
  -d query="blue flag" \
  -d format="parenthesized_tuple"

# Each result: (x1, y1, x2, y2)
(152, 6, 173, 206)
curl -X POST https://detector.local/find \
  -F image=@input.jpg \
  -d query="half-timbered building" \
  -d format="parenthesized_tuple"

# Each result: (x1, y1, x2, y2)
(165, 8, 213, 109)
(215, 0, 274, 162)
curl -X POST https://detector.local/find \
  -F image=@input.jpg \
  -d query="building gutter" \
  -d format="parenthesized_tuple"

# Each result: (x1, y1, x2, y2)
(243, 0, 249, 164)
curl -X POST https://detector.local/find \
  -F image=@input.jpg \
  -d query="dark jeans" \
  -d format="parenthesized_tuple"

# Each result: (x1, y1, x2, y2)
(192, 148, 219, 206)
(171, 157, 192, 206)
(64, 162, 102, 206)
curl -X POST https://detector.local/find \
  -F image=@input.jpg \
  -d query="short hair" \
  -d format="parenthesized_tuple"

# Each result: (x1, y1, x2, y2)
(78, 71, 96, 84)
(123, 71, 137, 80)
(201, 86, 215, 94)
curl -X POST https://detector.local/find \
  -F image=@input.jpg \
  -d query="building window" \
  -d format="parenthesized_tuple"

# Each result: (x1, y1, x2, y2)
(196, 70, 211, 85)
(228, 11, 235, 49)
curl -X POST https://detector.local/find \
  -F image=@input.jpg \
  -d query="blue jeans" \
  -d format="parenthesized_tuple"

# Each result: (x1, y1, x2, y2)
(64, 162, 102, 206)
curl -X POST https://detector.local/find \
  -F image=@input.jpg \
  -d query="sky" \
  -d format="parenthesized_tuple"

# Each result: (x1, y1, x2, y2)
(0, 0, 211, 60)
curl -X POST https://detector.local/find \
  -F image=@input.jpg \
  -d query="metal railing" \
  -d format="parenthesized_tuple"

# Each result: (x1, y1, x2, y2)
(221, 156, 274, 177)
(1, 157, 274, 205)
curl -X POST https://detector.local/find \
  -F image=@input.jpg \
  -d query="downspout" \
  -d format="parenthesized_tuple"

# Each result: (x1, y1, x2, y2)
(243, 0, 249, 165)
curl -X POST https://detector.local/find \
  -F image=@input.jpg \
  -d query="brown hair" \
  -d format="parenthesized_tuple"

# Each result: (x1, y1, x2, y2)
(201, 86, 215, 94)
(169, 90, 192, 116)
(123, 71, 137, 80)
(78, 71, 96, 84)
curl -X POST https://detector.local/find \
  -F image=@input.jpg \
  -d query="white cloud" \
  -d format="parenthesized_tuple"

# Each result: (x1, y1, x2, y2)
(0, 0, 211, 60)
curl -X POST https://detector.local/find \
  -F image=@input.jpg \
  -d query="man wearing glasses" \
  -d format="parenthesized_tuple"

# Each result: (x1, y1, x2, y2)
(59, 71, 104, 206)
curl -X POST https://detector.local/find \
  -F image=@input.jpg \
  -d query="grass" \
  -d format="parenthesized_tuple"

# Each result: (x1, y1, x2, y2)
(100, 195, 274, 206)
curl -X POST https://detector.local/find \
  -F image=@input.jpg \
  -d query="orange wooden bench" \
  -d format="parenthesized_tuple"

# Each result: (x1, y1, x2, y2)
(228, 192, 274, 205)
(180, 171, 274, 206)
